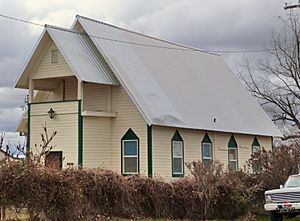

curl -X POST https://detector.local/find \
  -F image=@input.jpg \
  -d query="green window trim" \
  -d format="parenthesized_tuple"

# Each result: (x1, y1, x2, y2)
(202, 133, 213, 164)
(171, 130, 184, 177)
(27, 103, 31, 154)
(147, 125, 153, 177)
(228, 135, 238, 171)
(228, 135, 237, 148)
(78, 100, 83, 167)
(121, 128, 140, 176)
(251, 137, 261, 154)
(251, 137, 261, 173)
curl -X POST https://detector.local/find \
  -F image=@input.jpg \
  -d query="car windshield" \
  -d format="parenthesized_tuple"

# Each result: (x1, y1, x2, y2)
(285, 176, 300, 188)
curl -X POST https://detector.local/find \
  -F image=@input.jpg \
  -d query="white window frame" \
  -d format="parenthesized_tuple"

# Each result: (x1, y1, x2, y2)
(122, 139, 139, 175)
(202, 142, 213, 161)
(228, 147, 238, 171)
(172, 140, 184, 175)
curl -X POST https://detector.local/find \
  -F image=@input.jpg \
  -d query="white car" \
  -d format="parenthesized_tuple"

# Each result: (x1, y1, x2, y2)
(264, 174, 300, 221)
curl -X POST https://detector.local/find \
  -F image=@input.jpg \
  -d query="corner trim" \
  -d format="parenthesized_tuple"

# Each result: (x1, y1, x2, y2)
(27, 103, 31, 153)
(147, 125, 153, 177)
(78, 100, 83, 166)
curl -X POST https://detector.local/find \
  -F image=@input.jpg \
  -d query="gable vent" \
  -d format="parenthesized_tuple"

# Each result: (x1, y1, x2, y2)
(51, 49, 59, 64)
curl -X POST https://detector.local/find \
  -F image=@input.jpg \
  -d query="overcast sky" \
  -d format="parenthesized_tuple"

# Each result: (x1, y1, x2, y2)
(0, 0, 294, 131)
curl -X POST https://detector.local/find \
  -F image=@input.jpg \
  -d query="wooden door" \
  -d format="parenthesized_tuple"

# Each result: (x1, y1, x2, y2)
(45, 151, 63, 170)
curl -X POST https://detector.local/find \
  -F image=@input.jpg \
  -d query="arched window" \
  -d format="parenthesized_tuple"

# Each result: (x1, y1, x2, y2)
(121, 129, 139, 175)
(202, 133, 213, 165)
(252, 137, 261, 173)
(252, 137, 261, 154)
(171, 130, 184, 177)
(228, 135, 238, 171)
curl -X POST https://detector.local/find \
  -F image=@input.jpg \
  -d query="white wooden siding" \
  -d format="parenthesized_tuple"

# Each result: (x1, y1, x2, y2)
(83, 117, 112, 168)
(44, 77, 77, 102)
(83, 83, 108, 111)
(152, 125, 272, 179)
(65, 77, 78, 100)
(30, 101, 78, 168)
(111, 86, 147, 175)
(32, 41, 74, 80)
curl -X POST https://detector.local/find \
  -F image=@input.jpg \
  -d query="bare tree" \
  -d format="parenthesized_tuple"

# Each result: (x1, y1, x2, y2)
(241, 13, 300, 140)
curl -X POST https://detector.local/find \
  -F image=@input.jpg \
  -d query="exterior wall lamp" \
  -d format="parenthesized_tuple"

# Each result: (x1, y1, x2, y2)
(48, 108, 55, 119)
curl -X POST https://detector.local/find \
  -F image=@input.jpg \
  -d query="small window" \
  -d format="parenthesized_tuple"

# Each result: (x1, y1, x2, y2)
(252, 137, 261, 173)
(172, 131, 184, 177)
(51, 49, 59, 64)
(202, 133, 213, 165)
(121, 129, 139, 175)
(228, 135, 238, 171)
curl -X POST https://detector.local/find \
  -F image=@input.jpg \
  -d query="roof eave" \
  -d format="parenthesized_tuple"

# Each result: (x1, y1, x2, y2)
(14, 29, 48, 89)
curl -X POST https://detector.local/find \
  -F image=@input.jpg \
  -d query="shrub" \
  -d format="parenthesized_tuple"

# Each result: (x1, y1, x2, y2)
(246, 144, 300, 214)
(0, 159, 82, 221)
(186, 161, 257, 220)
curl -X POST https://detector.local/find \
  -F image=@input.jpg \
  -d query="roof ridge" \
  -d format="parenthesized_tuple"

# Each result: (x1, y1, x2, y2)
(75, 15, 219, 56)
(45, 24, 84, 34)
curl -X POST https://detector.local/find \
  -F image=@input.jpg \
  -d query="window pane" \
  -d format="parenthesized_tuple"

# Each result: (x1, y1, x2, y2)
(173, 158, 183, 174)
(203, 143, 212, 159)
(124, 157, 138, 173)
(229, 148, 237, 160)
(124, 140, 137, 156)
(229, 161, 237, 171)
(173, 141, 183, 157)
(252, 145, 260, 154)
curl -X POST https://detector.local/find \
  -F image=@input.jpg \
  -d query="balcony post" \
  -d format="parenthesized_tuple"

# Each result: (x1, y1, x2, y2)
(28, 77, 34, 103)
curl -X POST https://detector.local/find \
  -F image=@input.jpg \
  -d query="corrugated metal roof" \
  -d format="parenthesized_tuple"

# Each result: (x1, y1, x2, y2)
(75, 15, 282, 137)
(46, 26, 118, 85)
(15, 26, 118, 89)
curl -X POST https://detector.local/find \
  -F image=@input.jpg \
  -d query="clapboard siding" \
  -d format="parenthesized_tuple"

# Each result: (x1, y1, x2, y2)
(30, 101, 78, 168)
(65, 77, 78, 100)
(111, 86, 147, 175)
(32, 41, 74, 80)
(83, 117, 112, 168)
(152, 125, 272, 179)
(43, 77, 77, 102)
(83, 83, 108, 111)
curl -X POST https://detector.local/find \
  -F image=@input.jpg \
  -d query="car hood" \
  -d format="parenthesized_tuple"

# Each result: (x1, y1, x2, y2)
(265, 187, 300, 195)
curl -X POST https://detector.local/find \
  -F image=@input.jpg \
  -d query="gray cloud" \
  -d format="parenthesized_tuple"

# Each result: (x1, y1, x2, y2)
(0, 0, 291, 131)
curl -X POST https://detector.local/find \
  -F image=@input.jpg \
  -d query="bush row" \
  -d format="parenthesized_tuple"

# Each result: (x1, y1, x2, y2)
(1, 142, 300, 221)
(0, 159, 254, 221)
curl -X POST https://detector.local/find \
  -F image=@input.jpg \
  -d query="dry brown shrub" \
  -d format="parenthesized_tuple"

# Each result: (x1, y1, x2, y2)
(187, 161, 258, 220)
(246, 144, 300, 214)
(64, 168, 134, 219)
(126, 175, 174, 218)
(171, 178, 201, 219)
(0, 159, 82, 221)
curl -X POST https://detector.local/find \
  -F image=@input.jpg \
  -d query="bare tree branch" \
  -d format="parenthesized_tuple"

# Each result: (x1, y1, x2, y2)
(240, 14, 300, 141)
